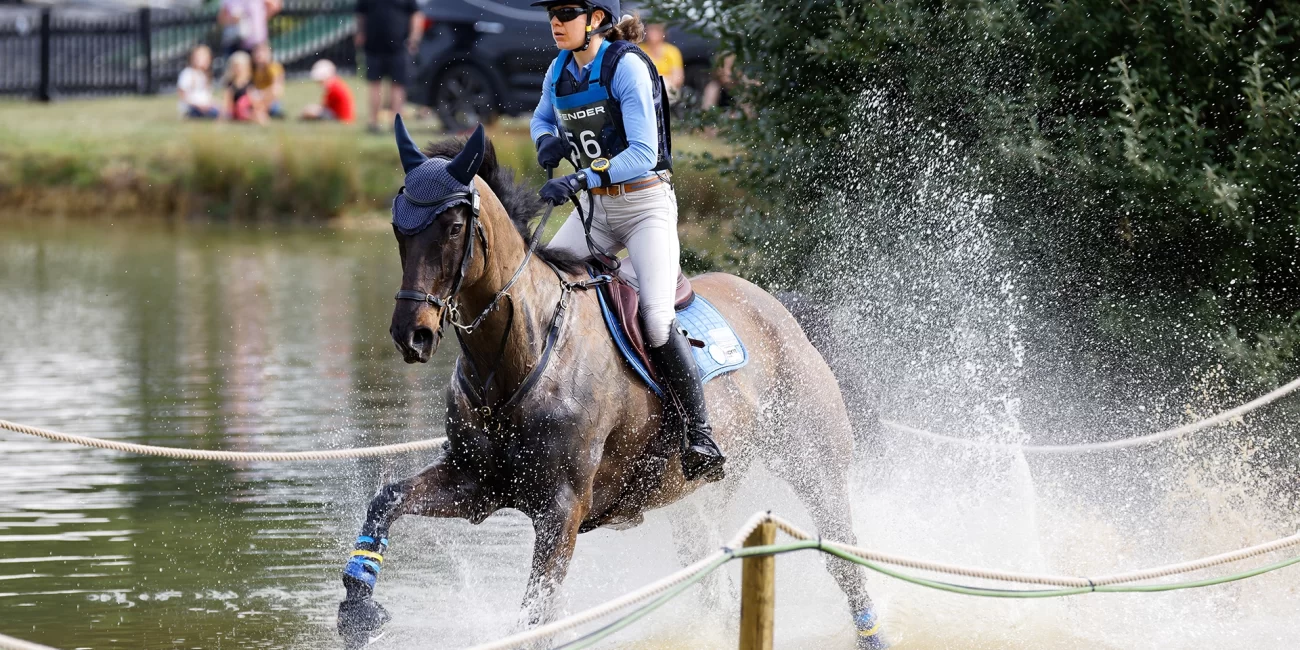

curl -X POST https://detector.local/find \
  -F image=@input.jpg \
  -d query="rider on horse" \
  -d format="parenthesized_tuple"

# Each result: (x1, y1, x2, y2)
(529, 0, 726, 481)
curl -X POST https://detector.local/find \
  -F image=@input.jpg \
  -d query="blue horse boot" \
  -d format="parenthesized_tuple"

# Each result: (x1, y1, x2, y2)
(338, 537, 392, 649)
(855, 608, 890, 650)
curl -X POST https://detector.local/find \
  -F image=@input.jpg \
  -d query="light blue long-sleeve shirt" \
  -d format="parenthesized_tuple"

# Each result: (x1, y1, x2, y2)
(529, 45, 659, 188)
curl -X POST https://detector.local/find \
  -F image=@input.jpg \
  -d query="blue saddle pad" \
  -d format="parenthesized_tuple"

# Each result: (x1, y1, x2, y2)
(594, 280, 749, 398)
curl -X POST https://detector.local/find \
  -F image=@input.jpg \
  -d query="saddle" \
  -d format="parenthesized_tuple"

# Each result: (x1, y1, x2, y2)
(600, 270, 696, 382)
(581, 269, 749, 533)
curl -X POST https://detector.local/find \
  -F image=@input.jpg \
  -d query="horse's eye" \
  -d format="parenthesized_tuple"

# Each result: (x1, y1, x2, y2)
(449, 222, 464, 236)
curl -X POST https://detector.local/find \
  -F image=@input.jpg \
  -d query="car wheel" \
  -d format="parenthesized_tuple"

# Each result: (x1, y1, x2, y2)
(433, 63, 498, 132)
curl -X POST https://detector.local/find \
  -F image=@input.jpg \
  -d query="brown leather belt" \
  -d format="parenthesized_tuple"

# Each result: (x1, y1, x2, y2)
(589, 175, 666, 196)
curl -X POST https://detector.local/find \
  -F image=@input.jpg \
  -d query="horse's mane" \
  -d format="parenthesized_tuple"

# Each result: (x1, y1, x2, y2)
(424, 136, 586, 274)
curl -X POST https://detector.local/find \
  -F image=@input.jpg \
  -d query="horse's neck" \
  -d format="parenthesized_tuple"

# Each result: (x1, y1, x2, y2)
(454, 213, 560, 400)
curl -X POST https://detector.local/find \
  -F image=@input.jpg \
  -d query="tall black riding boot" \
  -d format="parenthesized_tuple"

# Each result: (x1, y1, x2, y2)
(649, 320, 726, 481)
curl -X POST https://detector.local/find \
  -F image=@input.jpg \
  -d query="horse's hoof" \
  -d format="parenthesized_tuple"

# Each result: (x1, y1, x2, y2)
(338, 597, 391, 650)
(854, 609, 890, 650)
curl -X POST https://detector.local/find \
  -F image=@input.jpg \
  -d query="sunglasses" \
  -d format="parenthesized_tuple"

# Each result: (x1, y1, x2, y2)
(547, 6, 588, 23)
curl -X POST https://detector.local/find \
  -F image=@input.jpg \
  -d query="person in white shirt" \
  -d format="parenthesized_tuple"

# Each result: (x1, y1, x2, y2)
(177, 45, 219, 119)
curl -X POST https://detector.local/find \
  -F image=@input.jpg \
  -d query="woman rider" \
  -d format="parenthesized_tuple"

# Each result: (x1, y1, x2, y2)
(529, 0, 725, 482)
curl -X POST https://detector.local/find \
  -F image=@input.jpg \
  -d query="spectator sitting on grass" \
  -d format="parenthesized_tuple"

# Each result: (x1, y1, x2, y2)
(300, 59, 356, 123)
(639, 23, 684, 103)
(251, 43, 286, 119)
(177, 45, 219, 119)
(355, 0, 424, 133)
(223, 51, 268, 124)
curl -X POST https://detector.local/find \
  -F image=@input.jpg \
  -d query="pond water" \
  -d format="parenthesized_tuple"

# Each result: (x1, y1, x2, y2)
(4, 221, 1300, 650)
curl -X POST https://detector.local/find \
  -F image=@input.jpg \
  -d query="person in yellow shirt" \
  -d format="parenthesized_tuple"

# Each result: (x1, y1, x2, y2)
(639, 23, 684, 102)
(251, 42, 286, 118)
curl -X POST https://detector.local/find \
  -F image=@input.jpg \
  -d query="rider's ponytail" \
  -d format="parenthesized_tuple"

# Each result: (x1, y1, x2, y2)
(605, 13, 645, 44)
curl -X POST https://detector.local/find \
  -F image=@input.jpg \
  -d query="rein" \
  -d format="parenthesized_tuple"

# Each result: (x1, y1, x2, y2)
(394, 171, 610, 422)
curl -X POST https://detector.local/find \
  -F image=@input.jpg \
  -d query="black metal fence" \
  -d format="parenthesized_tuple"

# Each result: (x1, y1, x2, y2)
(0, 1, 356, 101)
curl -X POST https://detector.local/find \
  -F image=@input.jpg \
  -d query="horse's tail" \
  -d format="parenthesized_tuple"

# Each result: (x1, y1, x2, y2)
(776, 291, 883, 451)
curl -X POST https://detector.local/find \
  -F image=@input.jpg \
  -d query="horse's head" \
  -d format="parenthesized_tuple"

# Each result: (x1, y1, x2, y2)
(389, 116, 488, 363)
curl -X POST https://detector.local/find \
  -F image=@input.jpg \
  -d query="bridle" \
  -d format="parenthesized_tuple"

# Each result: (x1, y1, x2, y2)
(393, 172, 559, 337)
(392, 183, 492, 335)
(392, 172, 608, 418)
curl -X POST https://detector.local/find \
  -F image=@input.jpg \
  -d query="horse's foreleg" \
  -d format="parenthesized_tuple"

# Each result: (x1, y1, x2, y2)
(338, 455, 479, 648)
(520, 483, 590, 628)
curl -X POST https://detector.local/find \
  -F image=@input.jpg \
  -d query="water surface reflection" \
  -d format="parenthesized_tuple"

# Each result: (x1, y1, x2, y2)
(0, 222, 463, 649)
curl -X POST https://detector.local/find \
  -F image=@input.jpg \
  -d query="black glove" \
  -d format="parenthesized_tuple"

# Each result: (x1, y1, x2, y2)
(535, 134, 569, 170)
(539, 173, 586, 206)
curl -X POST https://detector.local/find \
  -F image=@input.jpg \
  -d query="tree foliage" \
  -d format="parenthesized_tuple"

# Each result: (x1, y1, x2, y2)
(651, 0, 1300, 301)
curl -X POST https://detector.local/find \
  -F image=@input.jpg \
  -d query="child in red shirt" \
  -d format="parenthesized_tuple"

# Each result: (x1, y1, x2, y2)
(300, 59, 355, 122)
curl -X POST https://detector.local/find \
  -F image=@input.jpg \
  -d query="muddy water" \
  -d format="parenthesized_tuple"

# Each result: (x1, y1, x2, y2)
(3, 221, 1300, 650)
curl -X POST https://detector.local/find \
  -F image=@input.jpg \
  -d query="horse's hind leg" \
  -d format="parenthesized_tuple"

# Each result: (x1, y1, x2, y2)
(668, 499, 733, 617)
(771, 429, 888, 649)
(337, 454, 483, 649)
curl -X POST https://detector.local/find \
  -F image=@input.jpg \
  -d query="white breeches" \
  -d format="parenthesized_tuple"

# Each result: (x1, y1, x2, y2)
(546, 181, 680, 347)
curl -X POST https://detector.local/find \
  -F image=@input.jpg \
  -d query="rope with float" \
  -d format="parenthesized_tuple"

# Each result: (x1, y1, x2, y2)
(880, 373, 1300, 454)
(6, 509, 1300, 650)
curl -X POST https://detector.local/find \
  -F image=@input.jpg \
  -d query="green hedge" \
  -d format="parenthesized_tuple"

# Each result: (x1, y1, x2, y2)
(650, 0, 1300, 377)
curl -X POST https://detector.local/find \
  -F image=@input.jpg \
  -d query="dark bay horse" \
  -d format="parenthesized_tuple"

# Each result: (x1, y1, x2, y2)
(337, 122, 886, 649)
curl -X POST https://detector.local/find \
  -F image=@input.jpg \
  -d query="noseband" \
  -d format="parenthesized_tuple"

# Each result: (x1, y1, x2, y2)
(393, 175, 557, 338)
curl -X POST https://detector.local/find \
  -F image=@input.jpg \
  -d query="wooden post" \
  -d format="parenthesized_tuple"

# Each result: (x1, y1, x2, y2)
(738, 520, 776, 650)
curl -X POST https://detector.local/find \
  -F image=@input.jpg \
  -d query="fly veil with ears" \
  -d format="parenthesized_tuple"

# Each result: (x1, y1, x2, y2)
(388, 115, 607, 408)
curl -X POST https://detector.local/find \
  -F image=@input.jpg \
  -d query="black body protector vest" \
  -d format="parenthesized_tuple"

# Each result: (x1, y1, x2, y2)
(550, 39, 673, 174)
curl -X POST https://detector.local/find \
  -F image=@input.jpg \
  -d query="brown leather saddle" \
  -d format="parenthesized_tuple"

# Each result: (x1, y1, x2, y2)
(600, 270, 696, 382)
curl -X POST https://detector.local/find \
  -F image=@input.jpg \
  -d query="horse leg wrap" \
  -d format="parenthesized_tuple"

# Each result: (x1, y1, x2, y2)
(343, 535, 388, 598)
(854, 608, 889, 650)
(342, 482, 409, 600)
(338, 483, 410, 647)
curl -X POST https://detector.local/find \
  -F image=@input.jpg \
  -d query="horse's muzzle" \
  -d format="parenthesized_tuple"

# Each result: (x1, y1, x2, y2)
(391, 324, 437, 363)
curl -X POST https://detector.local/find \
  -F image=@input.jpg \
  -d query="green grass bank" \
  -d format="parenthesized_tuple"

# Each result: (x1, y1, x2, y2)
(0, 78, 744, 224)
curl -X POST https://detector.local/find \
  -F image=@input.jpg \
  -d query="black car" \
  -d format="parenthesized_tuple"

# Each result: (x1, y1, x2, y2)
(406, 0, 714, 131)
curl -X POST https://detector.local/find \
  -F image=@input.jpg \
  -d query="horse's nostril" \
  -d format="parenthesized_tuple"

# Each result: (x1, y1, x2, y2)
(412, 327, 434, 351)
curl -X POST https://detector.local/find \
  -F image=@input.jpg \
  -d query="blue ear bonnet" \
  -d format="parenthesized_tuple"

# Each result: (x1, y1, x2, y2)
(391, 160, 474, 236)
(390, 115, 486, 236)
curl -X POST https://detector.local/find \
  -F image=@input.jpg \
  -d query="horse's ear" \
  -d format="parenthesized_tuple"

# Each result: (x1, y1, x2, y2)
(447, 124, 486, 186)
(395, 114, 427, 174)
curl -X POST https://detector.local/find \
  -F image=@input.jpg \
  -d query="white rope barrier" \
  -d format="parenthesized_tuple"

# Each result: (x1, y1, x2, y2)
(0, 419, 446, 462)
(773, 512, 1300, 588)
(6, 510, 1300, 650)
(1090, 529, 1300, 586)
(465, 551, 730, 650)
(767, 513, 1093, 588)
(880, 374, 1300, 454)
(0, 633, 57, 650)
(467, 511, 1300, 649)
(466, 513, 773, 650)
